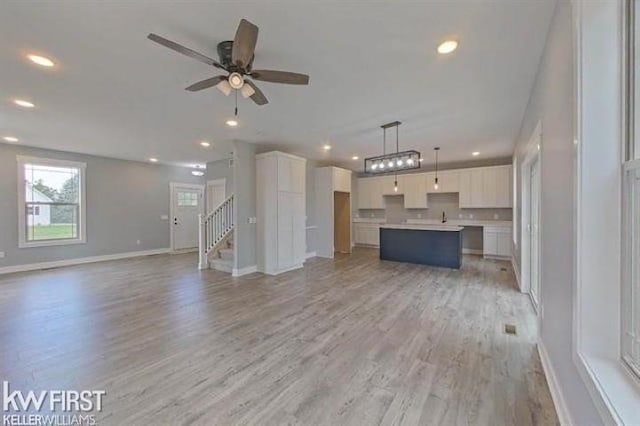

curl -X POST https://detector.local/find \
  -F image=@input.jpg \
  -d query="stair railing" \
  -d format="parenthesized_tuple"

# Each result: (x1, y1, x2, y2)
(198, 194, 234, 269)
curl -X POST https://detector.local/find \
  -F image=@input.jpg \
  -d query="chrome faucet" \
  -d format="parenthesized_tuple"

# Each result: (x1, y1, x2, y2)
(442, 211, 447, 223)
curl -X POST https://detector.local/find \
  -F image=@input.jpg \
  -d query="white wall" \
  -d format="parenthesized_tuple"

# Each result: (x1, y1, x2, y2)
(512, 0, 602, 423)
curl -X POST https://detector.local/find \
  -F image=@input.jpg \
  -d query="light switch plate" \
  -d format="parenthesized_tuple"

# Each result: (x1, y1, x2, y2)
(248, 217, 257, 224)
(160, 215, 169, 220)
(0, 251, 4, 259)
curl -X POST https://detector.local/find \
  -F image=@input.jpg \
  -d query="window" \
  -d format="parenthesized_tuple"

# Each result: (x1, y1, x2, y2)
(17, 156, 86, 248)
(177, 191, 198, 207)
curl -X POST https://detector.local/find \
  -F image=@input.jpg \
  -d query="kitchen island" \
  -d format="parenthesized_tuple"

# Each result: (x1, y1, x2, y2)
(379, 224, 464, 269)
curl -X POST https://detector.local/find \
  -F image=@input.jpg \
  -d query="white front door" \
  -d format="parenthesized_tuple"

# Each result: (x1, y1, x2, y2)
(171, 184, 204, 251)
(207, 179, 226, 214)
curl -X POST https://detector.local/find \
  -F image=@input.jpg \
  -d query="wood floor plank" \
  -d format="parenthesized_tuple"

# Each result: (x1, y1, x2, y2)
(0, 248, 558, 425)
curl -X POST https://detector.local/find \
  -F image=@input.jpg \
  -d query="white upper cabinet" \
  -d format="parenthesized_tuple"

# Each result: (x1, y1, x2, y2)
(277, 155, 305, 194)
(356, 177, 385, 209)
(357, 164, 512, 210)
(401, 173, 428, 208)
(332, 167, 352, 193)
(459, 165, 511, 208)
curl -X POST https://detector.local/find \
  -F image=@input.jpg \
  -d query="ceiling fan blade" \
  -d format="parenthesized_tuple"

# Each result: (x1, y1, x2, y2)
(231, 19, 258, 68)
(245, 80, 268, 105)
(250, 70, 309, 85)
(185, 75, 226, 92)
(148, 33, 225, 70)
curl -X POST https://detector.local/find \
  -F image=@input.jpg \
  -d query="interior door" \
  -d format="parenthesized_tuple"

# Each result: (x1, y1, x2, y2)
(207, 179, 226, 214)
(172, 186, 203, 250)
(530, 158, 541, 306)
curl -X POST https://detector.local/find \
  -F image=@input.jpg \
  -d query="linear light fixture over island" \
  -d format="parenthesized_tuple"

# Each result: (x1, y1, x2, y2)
(364, 121, 421, 174)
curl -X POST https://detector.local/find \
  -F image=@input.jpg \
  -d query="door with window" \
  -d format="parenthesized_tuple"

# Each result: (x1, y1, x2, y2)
(171, 184, 204, 251)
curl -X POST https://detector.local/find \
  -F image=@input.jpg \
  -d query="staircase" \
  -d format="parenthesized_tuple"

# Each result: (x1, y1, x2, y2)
(198, 194, 234, 271)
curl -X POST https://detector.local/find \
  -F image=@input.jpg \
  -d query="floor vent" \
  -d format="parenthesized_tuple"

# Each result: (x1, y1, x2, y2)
(504, 324, 517, 335)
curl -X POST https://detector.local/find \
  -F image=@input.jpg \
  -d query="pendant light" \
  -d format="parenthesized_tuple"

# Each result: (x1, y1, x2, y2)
(364, 121, 421, 174)
(434, 147, 440, 190)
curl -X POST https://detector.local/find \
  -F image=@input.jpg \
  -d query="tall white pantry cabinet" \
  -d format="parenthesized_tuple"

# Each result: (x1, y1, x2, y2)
(256, 151, 307, 275)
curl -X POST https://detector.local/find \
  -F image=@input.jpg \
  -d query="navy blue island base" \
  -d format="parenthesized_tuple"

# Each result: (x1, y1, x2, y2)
(379, 227, 463, 269)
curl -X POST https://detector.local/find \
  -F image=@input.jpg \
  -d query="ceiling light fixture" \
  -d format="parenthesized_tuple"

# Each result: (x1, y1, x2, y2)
(3, 136, 19, 142)
(200, 141, 211, 147)
(27, 54, 55, 67)
(149, 158, 158, 163)
(323, 144, 331, 151)
(472, 151, 480, 156)
(226, 119, 239, 127)
(14, 99, 35, 108)
(352, 156, 359, 160)
(240, 83, 255, 99)
(216, 80, 232, 96)
(191, 170, 205, 177)
(364, 121, 421, 174)
(433, 147, 440, 190)
(228, 72, 244, 89)
(437, 40, 458, 55)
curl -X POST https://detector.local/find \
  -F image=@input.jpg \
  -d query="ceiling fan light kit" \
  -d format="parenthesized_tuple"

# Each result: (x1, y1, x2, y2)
(364, 121, 421, 174)
(147, 18, 310, 111)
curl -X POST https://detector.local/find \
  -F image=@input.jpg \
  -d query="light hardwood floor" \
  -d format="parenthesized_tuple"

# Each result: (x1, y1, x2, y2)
(0, 249, 558, 425)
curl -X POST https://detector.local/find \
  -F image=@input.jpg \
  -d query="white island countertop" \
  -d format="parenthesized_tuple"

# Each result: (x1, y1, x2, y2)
(379, 223, 464, 232)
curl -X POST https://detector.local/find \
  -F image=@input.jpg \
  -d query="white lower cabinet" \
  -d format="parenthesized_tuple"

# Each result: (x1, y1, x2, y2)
(483, 226, 512, 258)
(354, 223, 380, 247)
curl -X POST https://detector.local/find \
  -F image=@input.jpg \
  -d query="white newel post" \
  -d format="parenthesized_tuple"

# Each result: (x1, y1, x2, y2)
(198, 213, 207, 270)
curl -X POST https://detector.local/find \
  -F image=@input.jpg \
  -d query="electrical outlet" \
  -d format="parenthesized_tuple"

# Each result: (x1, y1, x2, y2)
(248, 217, 257, 224)
(136, 240, 141, 245)
(370, 213, 374, 218)
(469, 214, 474, 219)
(0, 251, 4, 259)
(493, 214, 499, 220)
(458, 214, 463, 219)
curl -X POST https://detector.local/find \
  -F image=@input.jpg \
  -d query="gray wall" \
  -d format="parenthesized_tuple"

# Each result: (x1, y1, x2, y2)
(232, 141, 256, 270)
(0, 143, 203, 268)
(513, 0, 602, 423)
(206, 157, 234, 197)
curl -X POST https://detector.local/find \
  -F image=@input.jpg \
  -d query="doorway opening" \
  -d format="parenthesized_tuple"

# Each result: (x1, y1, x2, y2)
(334, 192, 351, 254)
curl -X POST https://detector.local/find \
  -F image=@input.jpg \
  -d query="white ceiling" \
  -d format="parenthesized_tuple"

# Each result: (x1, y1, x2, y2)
(0, 0, 556, 170)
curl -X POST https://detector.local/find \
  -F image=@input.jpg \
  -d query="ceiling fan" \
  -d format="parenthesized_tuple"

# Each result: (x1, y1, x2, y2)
(147, 19, 310, 106)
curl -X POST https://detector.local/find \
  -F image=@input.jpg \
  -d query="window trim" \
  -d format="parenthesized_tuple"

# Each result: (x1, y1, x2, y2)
(17, 155, 87, 248)
(623, 159, 640, 378)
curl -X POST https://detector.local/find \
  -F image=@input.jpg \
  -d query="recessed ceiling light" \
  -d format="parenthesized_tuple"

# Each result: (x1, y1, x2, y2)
(3, 136, 19, 142)
(27, 54, 55, 67)
(191, 170, 205, 177)
(192, 164, 206, 169)
(437, 40, 458, 55)
(149, 158, 158, 163)
(323, 144, 331, 150)
(200, 141, 211, 147)
(14, 99, 35, 108)
(352, 156, 359, 160)
(472, 151, 480, 156)
(226, 119, 238, 127)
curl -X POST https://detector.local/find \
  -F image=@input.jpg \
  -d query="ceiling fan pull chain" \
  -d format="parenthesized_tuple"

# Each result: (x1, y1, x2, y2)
(235, 89, 238, 116)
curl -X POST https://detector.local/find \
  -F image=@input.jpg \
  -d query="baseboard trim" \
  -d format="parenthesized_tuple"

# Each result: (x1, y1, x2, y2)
(538, 341, 573, 426)
(511, 256, 522, 291)
(462, 248, 483, 255)
(305, 251, 316, 259)
(232, 265, 257, 277)
(0, 248, 171, 275)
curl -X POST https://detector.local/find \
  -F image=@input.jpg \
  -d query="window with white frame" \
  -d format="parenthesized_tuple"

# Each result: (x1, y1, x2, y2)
(17, 156, 86, 247)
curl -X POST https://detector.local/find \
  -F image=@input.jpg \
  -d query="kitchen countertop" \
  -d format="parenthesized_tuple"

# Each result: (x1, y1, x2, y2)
(380, 223, 464, 232)
(353, 218, 512, 227)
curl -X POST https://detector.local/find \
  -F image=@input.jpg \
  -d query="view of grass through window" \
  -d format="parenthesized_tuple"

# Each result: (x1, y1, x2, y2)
(25, 163, 80, 241)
